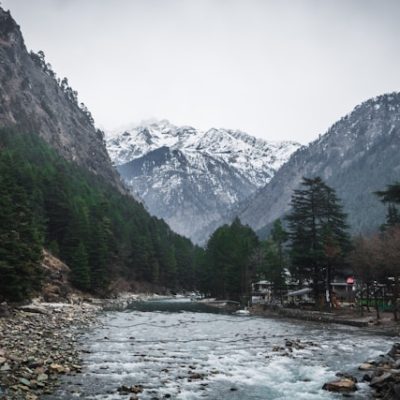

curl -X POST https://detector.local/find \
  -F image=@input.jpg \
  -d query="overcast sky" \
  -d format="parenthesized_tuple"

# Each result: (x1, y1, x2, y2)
(3, 0, 400, 143)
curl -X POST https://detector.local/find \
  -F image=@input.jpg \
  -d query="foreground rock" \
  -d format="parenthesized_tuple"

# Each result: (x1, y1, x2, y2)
(322, 377, 357, 393)
(324, 343, 400, 399)
(364, 343, 400, 399)
(0, 301, 98, 399)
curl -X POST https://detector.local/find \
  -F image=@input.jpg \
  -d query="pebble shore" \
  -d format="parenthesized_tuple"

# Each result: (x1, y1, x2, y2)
(0, 301, 99, 400)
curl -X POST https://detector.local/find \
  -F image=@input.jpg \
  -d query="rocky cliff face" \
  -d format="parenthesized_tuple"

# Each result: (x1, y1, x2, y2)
(107, 120, 300, 242)
(236, 93, 400, 236)
(0, 7, 123, 190)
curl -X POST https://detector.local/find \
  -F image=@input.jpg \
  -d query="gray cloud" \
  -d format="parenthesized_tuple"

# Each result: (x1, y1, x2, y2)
(3, 0, 400, 143)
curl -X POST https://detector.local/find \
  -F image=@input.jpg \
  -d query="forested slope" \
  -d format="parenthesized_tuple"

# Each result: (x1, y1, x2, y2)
(0, 129, 201, 301)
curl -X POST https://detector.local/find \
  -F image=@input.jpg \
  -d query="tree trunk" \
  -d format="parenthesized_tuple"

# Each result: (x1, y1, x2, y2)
(366, 283, 370, 313)
(327, 264, 333, 310)
(373, 285, 380, 320)
(393, 277, 399, 321)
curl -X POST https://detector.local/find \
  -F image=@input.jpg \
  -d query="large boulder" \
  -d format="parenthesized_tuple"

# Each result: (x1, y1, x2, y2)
(323, 378, 357, 392)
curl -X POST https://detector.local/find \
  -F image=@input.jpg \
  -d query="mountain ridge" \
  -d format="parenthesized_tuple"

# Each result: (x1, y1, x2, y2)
(106, 120, 300, 242)
(233, 92, 400, 236)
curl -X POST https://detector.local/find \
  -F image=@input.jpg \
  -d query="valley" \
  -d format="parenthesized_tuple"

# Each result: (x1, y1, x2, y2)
(1, 2, 400, 400)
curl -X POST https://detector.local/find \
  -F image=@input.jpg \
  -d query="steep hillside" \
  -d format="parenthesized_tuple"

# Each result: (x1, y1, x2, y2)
(237, 93, 400, 235)
(0, 7, 122, 190)
(0, 7, 201, 301)
(107, 120, 299, 242)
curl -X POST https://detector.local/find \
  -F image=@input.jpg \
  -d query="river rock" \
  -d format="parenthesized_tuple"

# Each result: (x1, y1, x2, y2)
(0, 300, 99, 399)
(118, 384, 144, 394)
(49, 363, 66, 373)
(359, 362, 374, 371)
(17, 304, 49, 315)
(37, 373, 48, 382)
(370, 372, 393, 388)
(322, 378, 357, 392)
(0, 363, 10, 371)
(18, 377, 31, 387)
(388, 343, 400, 359)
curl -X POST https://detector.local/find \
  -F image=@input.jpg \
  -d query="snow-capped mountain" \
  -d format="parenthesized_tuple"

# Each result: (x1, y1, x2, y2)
(106, 120, 300, 242)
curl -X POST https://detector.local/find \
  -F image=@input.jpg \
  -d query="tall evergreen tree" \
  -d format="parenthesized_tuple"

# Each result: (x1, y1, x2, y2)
(385, 204, 400, 227)
(286, 177, 350, 307)
(205, 218, 259, 302)
(376, 183, 400, 229)
(376, 183, 400, 204)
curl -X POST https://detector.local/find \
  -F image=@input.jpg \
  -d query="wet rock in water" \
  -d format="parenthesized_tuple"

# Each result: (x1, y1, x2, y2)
(355, 343, 400, 399)
(322, 378, 357, 392)
(370, 372, 393, 388)
(388, 343, 400, 359)
(118, 384, 144, 394)
(362, 373, 373, 382)
(359, 362, 375, 371)
(335, 372, 357, 383)
(188, 371, 205, 380)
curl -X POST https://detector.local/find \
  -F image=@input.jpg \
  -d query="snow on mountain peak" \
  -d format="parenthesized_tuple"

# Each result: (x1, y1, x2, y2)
(106, 120, 300, 188)
(106, 120, 300, 242)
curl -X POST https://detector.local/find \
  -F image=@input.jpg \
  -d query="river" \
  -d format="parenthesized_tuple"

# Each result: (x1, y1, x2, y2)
(46, 298, 392, 399)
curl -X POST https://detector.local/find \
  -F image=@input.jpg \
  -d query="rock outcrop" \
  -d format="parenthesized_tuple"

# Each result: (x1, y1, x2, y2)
(0, 7, 124, 191)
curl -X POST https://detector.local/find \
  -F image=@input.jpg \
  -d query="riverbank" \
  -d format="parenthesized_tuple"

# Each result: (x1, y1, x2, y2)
(0, 301, 100, 400)
(0, 292, 171, 400)
(250, 304, 400, 336)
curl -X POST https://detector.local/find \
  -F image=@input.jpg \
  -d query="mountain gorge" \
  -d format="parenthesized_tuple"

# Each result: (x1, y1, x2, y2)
(0, 6, 200, 299)
(235, 93, 400, 236)
(106, 120, 300, 242)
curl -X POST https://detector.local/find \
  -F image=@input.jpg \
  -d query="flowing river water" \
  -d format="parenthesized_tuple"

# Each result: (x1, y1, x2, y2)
(47, 298, 392, 399)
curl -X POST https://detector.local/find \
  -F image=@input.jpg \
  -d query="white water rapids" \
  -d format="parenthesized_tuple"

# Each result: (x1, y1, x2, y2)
(46, 299, 392, 399)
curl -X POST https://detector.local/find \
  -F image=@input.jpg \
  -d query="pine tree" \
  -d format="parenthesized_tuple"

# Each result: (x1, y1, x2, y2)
(386, 204, 400, 227)
(205, 218, 259, 301)
(376, 183, 400, 230)
(286, 177, 350, 307)
(376, 183, 400, 204)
